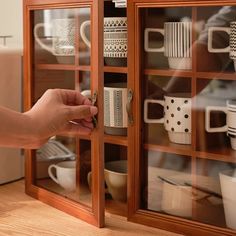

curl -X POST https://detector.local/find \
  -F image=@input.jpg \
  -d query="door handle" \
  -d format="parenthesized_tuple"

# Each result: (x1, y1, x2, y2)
(126, 89, 134, 125)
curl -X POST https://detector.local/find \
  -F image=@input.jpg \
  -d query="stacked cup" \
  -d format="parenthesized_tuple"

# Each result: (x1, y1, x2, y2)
(103, 17, 128, 66)
(144, 21, 192, 70)
(80, 17, 128, 66)
(205, 99, 236, 150)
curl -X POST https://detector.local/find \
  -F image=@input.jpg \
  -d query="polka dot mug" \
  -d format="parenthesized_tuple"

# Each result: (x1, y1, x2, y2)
(144, 93, 192, 144)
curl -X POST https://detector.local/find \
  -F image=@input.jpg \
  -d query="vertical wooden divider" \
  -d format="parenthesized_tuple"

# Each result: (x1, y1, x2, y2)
(75, 13, 81, 196)
(191, 5, 198, 220)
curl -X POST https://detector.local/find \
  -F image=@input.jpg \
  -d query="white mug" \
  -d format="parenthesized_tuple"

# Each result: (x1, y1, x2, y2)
(82, 83, 128, 136)
(104, 160, 127, 202)
(48, 160, 76, 192)
(144, 22, 192, 70)
(34, 19, 75, 56)
(144, 93, 192, 144)
(80, 17, 127, 65)
(205, 100, 236, 150)
(87, 160, 128, 202)
(219, 169, 236, 230)
(208, 22, 236, 70)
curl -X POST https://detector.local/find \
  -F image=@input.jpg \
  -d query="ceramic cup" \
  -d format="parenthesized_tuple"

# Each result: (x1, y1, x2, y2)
(161, 181, 192, 218)
(144, 22, 192, 70)
(87, 160, 128, 202)
(219, 169, 236, 230)
(104, 160, 127, 202)
(144, 93, 192, 144)
(48, 160, 76, 192)
(34, 19, 75, 59)
(80, 17, 127, 66)
(205, 100, 236, 150)
(208, 22, 236, 70)
(82, 83, 128, 136)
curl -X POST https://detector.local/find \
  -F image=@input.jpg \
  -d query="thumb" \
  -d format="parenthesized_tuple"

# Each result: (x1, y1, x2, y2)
(66, 105, 98, 120)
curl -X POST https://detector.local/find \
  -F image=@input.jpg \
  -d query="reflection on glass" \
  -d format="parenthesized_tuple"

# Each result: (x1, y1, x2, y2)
(34, 8, 91, 65)
(34, 70, 75, 102)
(196, 79, 236, 152)
(36, 136, 76, 196)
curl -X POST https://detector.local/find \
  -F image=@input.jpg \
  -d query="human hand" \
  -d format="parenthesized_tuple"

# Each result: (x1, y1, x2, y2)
(25, 89, 98, 148)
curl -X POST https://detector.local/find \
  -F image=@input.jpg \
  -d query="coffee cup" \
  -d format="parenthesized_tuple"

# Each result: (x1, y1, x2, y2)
(205, 100, 236, 150)
(219, 169, 236, 230)
(80, 17, 127, 66)
(87, 160, 127, 202)
(34, 19, 75, 62)
(208, 22, 236, 70)
(48, 160, 76, 192)
(144, 93, 192, 144)
(104, 160, 127, 202)
(144, 21, 192, 70)
(82, 83, 128, 136)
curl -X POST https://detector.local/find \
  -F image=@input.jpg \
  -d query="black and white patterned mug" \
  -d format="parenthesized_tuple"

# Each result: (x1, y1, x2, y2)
(144, 93, 192, 144)
(208, 22, 236, 70)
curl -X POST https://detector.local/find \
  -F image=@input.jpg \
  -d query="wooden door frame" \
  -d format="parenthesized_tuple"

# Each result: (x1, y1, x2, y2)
(23, 0, 104, 227)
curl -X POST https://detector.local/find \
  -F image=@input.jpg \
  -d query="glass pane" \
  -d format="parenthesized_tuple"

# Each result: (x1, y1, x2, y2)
(196, 6, 234, 73)
(104, 144, 127, 216)
(142, 75, 192, 149)
(33, 69, 75, 102)
(141, 7, 192, 70)
(141, 151, 192, 217)
(196, 78, 236, 156)
(33, 8, 91, 65)
(195, 159, 236, 229)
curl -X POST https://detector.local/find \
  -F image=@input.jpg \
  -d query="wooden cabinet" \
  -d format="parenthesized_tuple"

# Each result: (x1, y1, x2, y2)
(24, 0, 236, 235)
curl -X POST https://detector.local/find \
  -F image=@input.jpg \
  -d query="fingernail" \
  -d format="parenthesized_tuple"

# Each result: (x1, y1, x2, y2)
(90, 106, 98, 115)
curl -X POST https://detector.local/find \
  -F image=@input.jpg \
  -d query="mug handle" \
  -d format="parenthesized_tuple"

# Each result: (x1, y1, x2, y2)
(144, 99, 164, 124)
(48, 164, 59, 185)
(144, 28, 165, 53)
(208, 27, 230, 53)
(34, 23, 54, 54)
(205, 106, 228, 132)
(80, 20, 91, 48)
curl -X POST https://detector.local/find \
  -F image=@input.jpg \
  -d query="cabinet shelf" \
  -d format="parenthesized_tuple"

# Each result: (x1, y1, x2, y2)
(196, 149, 236, 163)
(104, 66, 128, 74)
(77, 134, 128, 146)
(35, 64, 91, 71)
(144, 69, 236, 80)
(144, 143, 193, 157)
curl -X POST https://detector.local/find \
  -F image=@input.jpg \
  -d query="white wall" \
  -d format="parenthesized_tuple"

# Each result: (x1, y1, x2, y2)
(0, 0, 23, 48)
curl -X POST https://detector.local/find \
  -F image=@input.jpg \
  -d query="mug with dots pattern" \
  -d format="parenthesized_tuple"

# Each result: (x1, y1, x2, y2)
(144, 93, 192, 144)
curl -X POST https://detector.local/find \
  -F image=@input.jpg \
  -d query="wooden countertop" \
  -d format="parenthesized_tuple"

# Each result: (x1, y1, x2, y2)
(0, 180, 182, 236)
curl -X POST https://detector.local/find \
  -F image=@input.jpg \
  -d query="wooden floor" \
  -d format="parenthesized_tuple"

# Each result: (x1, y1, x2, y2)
(0, 180, 182, 236)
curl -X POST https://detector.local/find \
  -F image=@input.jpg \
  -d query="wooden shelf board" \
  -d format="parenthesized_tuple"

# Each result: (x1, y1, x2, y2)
(35, 64, 91, 71)
(196, 148, 236, 163)
(196, 72, 236, 80)
(105, 198, 127, 217)
(77, 134, 128, 146)
(144, 69, 193, 77)
(144, 143, 193, 156)
(104, 134, 128, 146)
(104, 66, 128, 73)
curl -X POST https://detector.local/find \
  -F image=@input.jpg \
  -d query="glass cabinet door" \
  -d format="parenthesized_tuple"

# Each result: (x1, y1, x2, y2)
(24, 2, 104, 227)
(128, 2, 236, 235)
